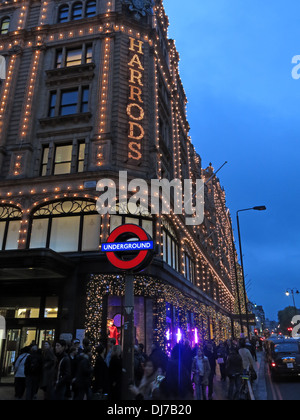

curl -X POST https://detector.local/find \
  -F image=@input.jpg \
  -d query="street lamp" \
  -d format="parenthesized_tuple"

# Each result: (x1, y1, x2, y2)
(285, 288, 300, 315)
(236, 205, 267, 338)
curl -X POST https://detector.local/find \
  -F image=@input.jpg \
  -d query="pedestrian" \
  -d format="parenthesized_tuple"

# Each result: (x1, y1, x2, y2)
(192, 347, 211, 400)
(226, 347, 243, 400)
(216, 341, 228, 381)
(41, 341, 56, 400)
(105, 337, 116, 367)
(138, 343, 148, 362)
(134, 345, 145, 386)
(182, 340, 193, 377)
(14, 346, 30, 399)
(53, 340, 71, 400)
(74, 346, 93, 400)
(129, 359, 157, 400)
(93, 343, 109, 397)
(238, 339, 256, 374)
(149, 342, 168, 374)
(155, 344, 193, 400)
(68, 345, 78, 399)
(108, 345, 123, 401)
(204, 341, 217, 400)
(24, 344, 43, 400)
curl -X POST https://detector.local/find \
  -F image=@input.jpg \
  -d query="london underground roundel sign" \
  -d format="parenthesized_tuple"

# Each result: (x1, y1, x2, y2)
(101, 224, 154, 272)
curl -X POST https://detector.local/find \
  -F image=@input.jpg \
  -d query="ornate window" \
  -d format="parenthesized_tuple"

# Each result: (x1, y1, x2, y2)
(72, 2, 83, 20)
(29, 200, 101, 252)
(85, 0, 96, 17)
(48, 86, 89, 117)
(55, 44, 93, 68)
(0, 205, 22, 250)
(162, 219, 179, 272)
(0, 17, 10, 35)
(58, 5, 69, 23)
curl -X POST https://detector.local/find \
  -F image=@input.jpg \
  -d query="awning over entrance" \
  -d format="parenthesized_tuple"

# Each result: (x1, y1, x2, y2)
(232, 314, 256, 326)
(0, 248, 73, 281)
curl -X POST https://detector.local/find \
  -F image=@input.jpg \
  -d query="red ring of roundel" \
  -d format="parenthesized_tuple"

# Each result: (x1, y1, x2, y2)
(105, 224, 149, 270)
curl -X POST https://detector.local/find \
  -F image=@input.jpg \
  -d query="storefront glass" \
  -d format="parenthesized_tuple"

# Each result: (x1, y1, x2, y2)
(107, 295, 153, 354)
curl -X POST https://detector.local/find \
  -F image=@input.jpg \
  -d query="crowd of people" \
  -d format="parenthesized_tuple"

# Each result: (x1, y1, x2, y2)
(12, 335, 258, 401)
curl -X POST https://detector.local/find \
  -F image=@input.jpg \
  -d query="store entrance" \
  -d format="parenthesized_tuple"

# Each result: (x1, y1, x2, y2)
(1, 328, 55, 383)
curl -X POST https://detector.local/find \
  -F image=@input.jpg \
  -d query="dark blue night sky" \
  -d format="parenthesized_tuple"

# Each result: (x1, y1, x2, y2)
(164, 0, 300, 320)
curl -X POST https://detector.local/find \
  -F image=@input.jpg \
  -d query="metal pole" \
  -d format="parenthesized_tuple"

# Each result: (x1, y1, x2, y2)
(236, 212, 250, 339)
(122, 273, 135, 399)
(292, 290, 297, 315)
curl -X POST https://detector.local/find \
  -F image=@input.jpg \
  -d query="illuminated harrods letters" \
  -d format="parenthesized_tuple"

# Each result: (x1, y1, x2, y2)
(127, 37, 145, 161)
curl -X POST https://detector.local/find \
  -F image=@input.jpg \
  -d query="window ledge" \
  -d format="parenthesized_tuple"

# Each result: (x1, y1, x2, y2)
(46, 63, 95, 85)
(39, 112, 92, 127)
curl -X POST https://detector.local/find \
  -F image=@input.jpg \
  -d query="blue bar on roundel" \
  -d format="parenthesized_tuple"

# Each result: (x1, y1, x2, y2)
(101, 241, 154, 253)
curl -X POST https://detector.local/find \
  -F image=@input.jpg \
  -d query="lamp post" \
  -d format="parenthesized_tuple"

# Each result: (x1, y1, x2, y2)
(285, 288, 300, 315)
(236, 206, 266, 338)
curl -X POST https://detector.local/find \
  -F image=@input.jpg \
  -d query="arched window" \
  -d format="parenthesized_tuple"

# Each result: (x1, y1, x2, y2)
(29, 200, 101, 252)
(162, 219, 179, 272)
(85, 0, 96, 17)
(58, 4, 69, 23)
(0, 17, 10, 35)
(0, 205, 22, 250)
(72, 2, 83, 20)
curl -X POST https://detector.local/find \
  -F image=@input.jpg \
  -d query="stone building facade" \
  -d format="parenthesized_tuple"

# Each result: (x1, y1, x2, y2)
(0, 0, 240, 380)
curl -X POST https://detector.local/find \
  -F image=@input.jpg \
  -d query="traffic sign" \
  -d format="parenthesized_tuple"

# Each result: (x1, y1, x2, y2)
(101, 224, 154, 272)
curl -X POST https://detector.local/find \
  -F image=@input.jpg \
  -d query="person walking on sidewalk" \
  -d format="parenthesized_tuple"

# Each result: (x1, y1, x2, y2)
(54, 340, 71, 400)
(24, 344, 43, 400)
(226, 346, 243, 400)
(192, 348, 211, 400)
(204, 341, 217, 400)
(238, 339, 256, 373)
(14, 346, 30, 399)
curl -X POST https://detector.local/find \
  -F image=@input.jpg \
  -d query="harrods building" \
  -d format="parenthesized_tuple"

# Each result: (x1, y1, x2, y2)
(0, 0, 241, 381)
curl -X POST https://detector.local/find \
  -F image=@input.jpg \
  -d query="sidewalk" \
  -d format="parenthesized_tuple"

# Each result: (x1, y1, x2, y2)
(0, 351, 268, 401)
(211, 350, 267, 401)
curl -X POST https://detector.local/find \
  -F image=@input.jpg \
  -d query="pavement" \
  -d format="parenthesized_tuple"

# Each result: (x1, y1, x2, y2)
(0, 351, 267, 401)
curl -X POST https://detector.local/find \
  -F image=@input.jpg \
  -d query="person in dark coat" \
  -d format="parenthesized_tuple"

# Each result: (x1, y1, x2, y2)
(41, 341, 56, 400)
(154, 344, 193, 400)
(108, 345, 123, 401)
(74, 347, 93, 400)
(93, 343, 109, 396)
(216, 341, 228, 382)
(149, 343, 168, 374)
(226, 347, 243, 400)
(204, 341, 217, 400)
(24, 344, 43, 400)
(53, 340, 71, 400)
